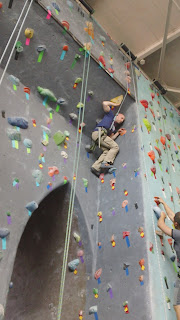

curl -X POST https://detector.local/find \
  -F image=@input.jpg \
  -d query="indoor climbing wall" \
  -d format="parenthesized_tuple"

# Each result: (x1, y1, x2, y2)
(0, 0, 154, 319)
(136, 69, 180, 320)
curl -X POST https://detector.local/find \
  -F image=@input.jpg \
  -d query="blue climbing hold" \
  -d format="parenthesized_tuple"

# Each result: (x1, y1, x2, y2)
(8, 117, 28, 129)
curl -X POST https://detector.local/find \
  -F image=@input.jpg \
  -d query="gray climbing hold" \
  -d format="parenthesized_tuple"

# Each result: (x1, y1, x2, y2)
(8, 117, 28, 129)
(25, 201, 38, 213)
(23, 138, 32, 148)
(64, 130, 70, 137)
(69, 113, 78, 120)
(68, 259, 79, 271)
(153, 206, 161, 220)
(89, 306, 97, 314)
(57, 97, 66, 105)
(32, 170, 43, 184)
(52, 2, 60, 11)
(106, 283, 112, 292)
(0, 304, 4, 320)
(9, 75, 20, 86)
(88, 90, 94, 96)
(47, 107, 54, 114)
(41, 125, 51, 137)
(7, 129, 21, 141)
(0, 228, 10, 239)
(37, 45, 46, 52)
(170, 255, 176, 262)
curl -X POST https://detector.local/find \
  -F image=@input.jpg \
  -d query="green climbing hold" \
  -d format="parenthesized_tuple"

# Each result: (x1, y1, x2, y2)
(64, 130, 70, 137)
(82, 178, 88, 188)
(75, 77, 82, 84)
(37, 86, 57, 102)
(143, 118, 151, 132)
(53, 131, 66, 145)
(93, 288, 98, 295)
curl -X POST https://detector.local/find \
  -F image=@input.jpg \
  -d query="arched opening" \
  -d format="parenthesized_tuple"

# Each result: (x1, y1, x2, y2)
(5, 183, 87, 320)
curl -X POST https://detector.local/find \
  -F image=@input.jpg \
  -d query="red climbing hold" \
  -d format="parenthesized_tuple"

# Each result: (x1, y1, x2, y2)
(160, 136, 166, 147)
(99, 55, 106, 67)
(151, 165, 157, 179)
(151, 92, 155, 100)
(140, 100, 148, 112)
(154, 146, 162, 157)
(148, 150, 155, 164)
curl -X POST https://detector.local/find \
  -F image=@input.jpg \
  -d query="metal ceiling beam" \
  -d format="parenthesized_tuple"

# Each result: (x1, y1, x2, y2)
(164, 85, 180, 93)
(157, 0, 173, 81)
(136, 26, 180, 59)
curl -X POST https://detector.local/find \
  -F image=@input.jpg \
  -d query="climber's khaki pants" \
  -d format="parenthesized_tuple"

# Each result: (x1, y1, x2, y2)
(91, 131, 119, 172)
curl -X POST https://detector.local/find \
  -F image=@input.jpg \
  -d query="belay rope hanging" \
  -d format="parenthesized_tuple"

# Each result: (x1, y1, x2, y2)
(57, 48, 91, 320)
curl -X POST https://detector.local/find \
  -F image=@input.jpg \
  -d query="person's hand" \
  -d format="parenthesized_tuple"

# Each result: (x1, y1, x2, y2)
(154, 196, 165, 205)
(161, 211, 166, 220)
(118, 128, 126, 134)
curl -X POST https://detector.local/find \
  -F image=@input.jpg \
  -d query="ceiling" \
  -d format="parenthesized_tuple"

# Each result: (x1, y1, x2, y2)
(87, 0, 180, 108)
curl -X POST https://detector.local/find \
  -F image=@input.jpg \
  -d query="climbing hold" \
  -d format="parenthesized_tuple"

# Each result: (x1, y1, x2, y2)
(37, 45, 46, 52)
(23, 138, 32, 148)
(93, 288, 98, 298)
(7, 129, 21, 141)
(52, 2, 60, 12)
(154, 146, 161, 157)
(100, 35, 106, 46)
(37, 87, 57, 102)
(68, 259, 79, 271)
(122, 200, 128, 212)
(89, 306, 97, 315)
(138, 227, 144, 238)
(160, 136, 166, 148)
(73, 232, 81, 243)
(25, 28, 34, 39)
(25, 201, 38, 214)
(110, 178, 116, 190)
(53, 131, 66, 145)
(69, 113, 78, 121)
(99, 54, 106, 67)
(94, 268, 102, 280)
(82, 178, 88, 191)
(151, 165, 156, 179)
(153, 206, 161, 219)
(48, 166, 59, 177)
(123, 301, 129, 313)
(8, 117, 28, 129)
(42, 140, 48, 146)
(41, 125, 51, 137)
(149, 243, 154, 253)
(9, 282, 13, 289)
(97, 211, 103, 222)
(61, 151, 68, 159)
(32, 170, 43, 185)
(143, 118, 151, 133)
(57, 97, 66, 105)
(0, 304, 4, 320)
(140, 100, 148, 112)
(0, 228, 10, 239)
(139, 259, 145, 270)
(73, 77, 82, 89)
(139, 275, 144, 285)
(8, 75, 20, 86)
(76, 102, 84, 109)
(148, 150, 155, 164)
(111, 234, 116, 247)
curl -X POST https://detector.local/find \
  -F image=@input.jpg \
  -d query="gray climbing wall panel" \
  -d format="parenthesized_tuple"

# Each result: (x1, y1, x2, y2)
(0, 0, 151, 319)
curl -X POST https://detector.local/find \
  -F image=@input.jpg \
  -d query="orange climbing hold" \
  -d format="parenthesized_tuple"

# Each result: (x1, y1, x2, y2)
(148, 150, 155, 164)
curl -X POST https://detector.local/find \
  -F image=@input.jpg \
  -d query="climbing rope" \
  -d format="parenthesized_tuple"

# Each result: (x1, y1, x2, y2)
(57, 49, 91, 320)
(0, 0, 34, 87)
(109, 62, 129, 131)
(0, 0, 29, 65)
(131, 60, 168, 319)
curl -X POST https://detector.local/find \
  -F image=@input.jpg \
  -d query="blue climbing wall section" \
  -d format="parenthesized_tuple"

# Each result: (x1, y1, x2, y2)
(136, 69, 180, 319)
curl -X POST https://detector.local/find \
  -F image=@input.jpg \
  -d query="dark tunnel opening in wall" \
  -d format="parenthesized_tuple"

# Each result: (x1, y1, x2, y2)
(4, 183, 89, 320)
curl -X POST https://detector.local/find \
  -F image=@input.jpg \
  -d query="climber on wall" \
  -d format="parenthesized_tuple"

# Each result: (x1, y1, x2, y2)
(88, 98, 126, 177)
(155, 196, 180, 320)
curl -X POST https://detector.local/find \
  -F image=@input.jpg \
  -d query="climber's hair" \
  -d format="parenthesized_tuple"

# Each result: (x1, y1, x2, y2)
(174, 212, 180, 226)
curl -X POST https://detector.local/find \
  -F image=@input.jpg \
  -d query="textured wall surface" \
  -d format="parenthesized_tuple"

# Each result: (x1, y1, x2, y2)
(136, 71, 180, 319)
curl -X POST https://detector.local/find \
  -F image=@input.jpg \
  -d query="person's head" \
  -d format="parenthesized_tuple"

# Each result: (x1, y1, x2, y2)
(115, 113, 125, 124)
(174, 212, 180, 229)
